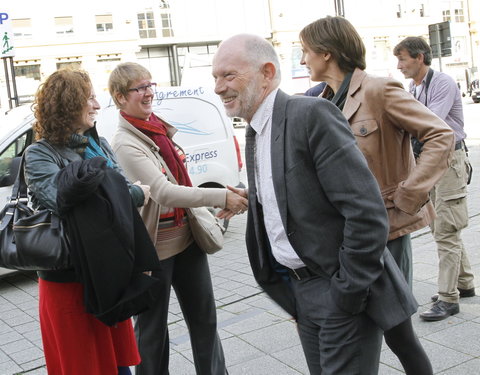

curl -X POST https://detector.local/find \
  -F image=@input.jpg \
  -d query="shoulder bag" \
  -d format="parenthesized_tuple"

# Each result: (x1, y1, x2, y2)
(159, 157, 224, 254)
(0, 140, 71, 270)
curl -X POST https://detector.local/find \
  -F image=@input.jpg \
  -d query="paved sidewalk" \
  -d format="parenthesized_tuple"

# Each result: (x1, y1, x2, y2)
(1, 144, 480, 374)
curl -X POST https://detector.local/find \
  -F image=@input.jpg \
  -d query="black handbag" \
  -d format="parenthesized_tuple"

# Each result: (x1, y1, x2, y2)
(0, 141, 71, 271)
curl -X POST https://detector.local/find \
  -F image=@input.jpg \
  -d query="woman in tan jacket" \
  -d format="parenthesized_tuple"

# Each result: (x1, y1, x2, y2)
(108, 62, 247, 375)
(299, 16, 455, 375)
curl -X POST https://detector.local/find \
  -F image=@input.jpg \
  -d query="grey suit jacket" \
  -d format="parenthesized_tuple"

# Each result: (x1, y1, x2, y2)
(245, 90, 417, 330)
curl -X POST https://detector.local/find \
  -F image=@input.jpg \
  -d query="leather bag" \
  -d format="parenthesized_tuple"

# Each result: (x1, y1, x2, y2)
(0, 141, 71, 271)
(186, 206, 224, 254)
(159, 156, 224, 254)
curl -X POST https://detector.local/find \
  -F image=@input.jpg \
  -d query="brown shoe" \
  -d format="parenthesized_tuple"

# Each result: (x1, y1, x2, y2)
(431, 288, 475, 302)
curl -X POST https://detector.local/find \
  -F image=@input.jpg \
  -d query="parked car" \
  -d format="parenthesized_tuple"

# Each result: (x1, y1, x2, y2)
(472, 88, 480, 103)
(0, 86, 244, 275)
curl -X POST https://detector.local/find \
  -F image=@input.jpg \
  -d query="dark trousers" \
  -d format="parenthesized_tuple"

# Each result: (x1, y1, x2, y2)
(134, 242, 226, 375)
(290, 274, 382, 375)
(387, 234, 412, 288)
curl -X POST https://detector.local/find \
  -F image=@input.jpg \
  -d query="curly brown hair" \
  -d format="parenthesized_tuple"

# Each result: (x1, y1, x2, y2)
(33, 69, 91, 145)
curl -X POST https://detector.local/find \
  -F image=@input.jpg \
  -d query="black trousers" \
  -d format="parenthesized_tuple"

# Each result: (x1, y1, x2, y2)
(290, 274, 382, 375)
(134, 242, 226, 375)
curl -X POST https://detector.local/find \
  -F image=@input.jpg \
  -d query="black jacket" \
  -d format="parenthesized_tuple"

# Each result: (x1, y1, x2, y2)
(57, 157, 161, 326)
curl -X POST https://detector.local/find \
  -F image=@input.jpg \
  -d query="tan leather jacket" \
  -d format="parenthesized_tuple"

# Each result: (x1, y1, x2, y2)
(326, 68, 454, 240)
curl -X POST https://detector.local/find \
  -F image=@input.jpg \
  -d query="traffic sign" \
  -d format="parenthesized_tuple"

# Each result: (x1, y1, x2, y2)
(0, 11, 15, 58)
(428, 21, 451, 58)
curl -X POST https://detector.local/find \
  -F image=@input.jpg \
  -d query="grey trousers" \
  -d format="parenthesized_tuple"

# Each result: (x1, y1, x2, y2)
(291, 274, 382, 375)
(387, 234, 412, 288)
(134, 242, 226, 375)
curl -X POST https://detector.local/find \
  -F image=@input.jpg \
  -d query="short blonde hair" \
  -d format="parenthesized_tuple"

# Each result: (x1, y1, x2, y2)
(108, 62, 152, 107)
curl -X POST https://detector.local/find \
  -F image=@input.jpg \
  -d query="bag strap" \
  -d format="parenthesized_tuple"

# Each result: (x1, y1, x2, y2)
(9, 140, 65, 207)
(423, 68, 434, 105)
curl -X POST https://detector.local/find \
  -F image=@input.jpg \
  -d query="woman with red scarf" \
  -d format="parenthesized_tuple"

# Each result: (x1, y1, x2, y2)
(108, 62, 247, 375)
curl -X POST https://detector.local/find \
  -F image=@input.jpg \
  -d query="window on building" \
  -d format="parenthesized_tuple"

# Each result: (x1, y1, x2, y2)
(160, 13, 174, 37)
(373, 38, 390, 63)
(96, 15, 113, 33)
(442, 9, 451, 22)
(13, 63, 41, 99)
(56, 61, 81, 70)
(454, 4, 464, 23)
(138, 12, 156, 39)
(12, 18, 32, 39)
(420, 4, 426, 17)
(159, 0, 170, 8)
(55, 16, 74, 35)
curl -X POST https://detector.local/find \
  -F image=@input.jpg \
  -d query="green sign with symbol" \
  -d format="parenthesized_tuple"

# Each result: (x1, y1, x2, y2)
(0, 11, 15, 58)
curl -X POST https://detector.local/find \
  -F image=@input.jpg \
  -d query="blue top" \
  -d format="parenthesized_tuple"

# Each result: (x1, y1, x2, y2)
(409, 69, 465, 142)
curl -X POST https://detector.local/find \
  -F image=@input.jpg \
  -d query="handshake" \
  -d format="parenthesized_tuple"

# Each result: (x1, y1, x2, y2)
(217, 186, 249, 220)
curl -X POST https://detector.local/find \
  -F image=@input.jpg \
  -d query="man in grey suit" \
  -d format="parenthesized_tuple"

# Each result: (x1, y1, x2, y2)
(213, 34, 418, 375)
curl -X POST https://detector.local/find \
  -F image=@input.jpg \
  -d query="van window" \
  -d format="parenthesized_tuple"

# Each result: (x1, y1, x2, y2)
(0, 132, 29, 187)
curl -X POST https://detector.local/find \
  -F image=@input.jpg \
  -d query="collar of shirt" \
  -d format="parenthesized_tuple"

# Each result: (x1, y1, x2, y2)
(410, 69, 429, 97)
(250, 88, 279, 135)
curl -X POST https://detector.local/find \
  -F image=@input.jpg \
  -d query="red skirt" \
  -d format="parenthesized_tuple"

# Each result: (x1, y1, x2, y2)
(38, 278, 141, 375)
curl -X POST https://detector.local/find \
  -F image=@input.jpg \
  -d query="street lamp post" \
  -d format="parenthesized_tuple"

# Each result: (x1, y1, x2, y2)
(334, 0, 345, 17)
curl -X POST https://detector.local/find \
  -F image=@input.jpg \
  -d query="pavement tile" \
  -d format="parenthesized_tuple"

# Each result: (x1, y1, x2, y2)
(0, 331, 24, 346)
(0, 296, 16, 314)
(221, 336, 265, 366)
(0, 349, 10, 363)
(0, 360, 22, 375)
(223, 311, 286, 336)
(378, 363, 405, 374)
(20, 358, 45, 373)
(271, 344, 309, 374)
(437, 358, 480, 374)
(13, 321, 39, 335)
(228, 354, 303, 375)
(425, 321, 480, 357)
(239, 320, 301, 354)
(9, 346, 44, 365)
(168, 352, 194, 374)
(1, 338, 34, 355)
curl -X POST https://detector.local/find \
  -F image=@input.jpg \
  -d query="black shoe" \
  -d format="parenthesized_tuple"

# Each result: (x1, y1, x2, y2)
(420, 301, 459, 321)
(458, 287, 475, 298)
(431, 287, 475, 302)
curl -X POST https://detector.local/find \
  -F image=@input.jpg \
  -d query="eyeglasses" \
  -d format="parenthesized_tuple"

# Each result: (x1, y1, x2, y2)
(128, 83, 157, 95)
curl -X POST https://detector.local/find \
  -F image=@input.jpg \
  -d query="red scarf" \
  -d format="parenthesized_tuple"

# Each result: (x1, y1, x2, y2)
(121, 111, 192, 225)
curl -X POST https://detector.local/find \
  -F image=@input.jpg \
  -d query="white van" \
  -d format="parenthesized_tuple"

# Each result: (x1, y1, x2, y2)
(96, 86, 243, 190)
(0, 86, 244, 275)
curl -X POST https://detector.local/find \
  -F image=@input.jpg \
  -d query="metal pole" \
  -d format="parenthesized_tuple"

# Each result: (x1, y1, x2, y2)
(436, 24, 443, 72)
(466, 0, 476, 78)
(171, 44, 180, 86)
(3, 57, 12, 110)
(8, 57, 18, 107)
(334, 0, 345, 17)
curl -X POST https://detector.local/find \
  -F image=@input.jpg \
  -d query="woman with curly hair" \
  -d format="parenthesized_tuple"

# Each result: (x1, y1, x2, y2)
(24, 68, 152, 375)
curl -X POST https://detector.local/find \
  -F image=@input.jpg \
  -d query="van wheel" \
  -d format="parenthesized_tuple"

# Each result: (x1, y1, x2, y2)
(208, 207, 229, 234)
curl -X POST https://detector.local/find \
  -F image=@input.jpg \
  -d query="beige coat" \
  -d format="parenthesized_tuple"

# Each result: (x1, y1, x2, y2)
(111, 114, 226, 256)
(330, 68, 454, 240)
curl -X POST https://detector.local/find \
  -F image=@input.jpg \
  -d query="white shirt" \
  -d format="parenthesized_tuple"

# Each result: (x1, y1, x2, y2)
(249, 89, 305, 269)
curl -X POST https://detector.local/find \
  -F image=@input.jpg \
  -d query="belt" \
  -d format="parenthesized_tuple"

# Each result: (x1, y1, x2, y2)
(288, 266, 316, 281)
(455, 140, 464, 151)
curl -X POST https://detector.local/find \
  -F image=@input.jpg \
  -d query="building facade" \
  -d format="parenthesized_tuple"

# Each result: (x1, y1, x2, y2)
(1, 0, 478, 108)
